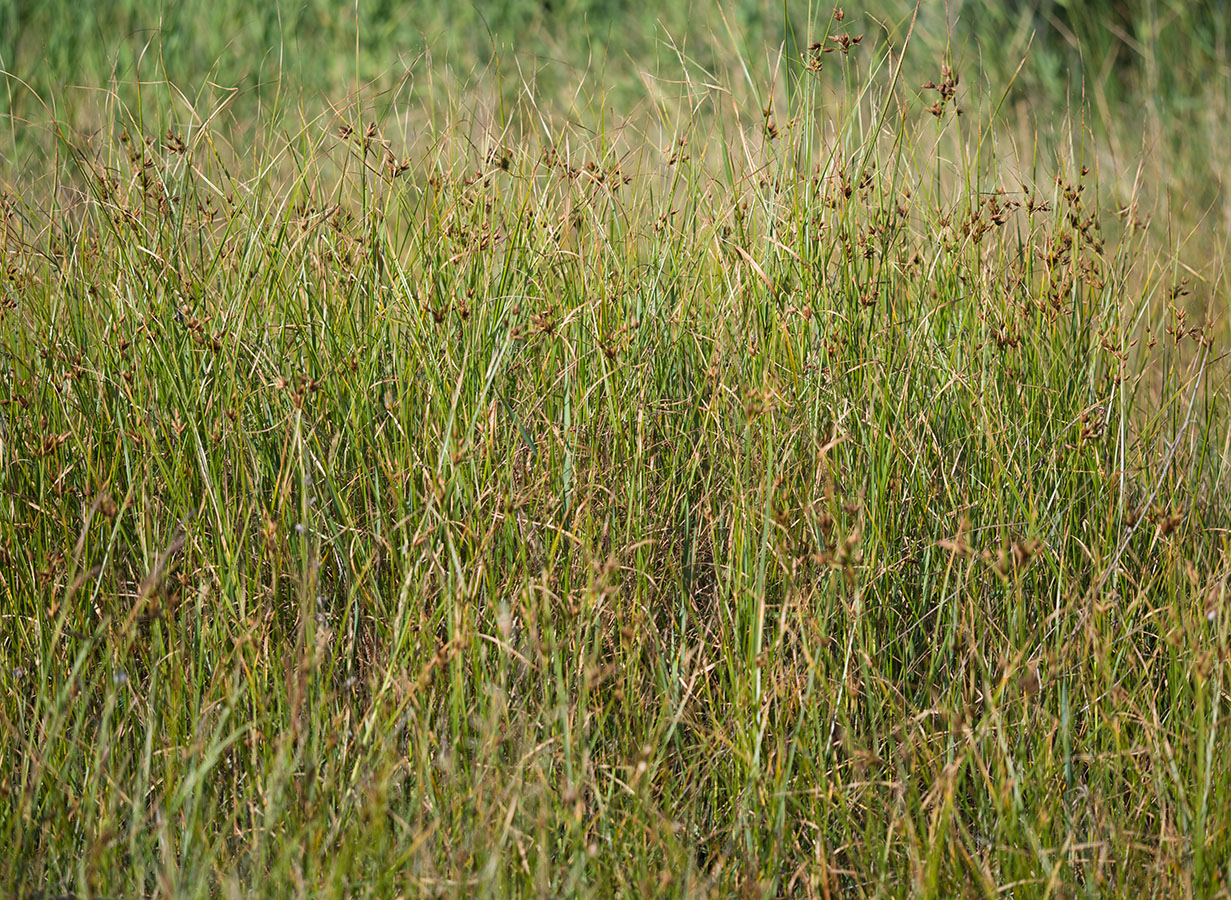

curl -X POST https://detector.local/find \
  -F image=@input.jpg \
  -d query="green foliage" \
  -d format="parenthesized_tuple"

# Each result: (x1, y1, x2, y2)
(1, 3, 1229, 898)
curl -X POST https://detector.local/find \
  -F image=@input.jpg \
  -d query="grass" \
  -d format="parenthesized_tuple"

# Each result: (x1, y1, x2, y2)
(2, 2, 1230, 897)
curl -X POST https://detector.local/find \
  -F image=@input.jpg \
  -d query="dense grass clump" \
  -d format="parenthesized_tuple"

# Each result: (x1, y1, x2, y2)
(2, 6, 1229, 898)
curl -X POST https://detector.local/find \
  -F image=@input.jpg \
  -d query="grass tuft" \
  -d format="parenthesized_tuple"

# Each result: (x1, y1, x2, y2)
(2, 5, 1229, 898)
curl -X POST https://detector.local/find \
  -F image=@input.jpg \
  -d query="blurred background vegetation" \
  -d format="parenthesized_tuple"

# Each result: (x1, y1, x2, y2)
(1, 0, 1226, 255)
(0, 0, 1225, 133)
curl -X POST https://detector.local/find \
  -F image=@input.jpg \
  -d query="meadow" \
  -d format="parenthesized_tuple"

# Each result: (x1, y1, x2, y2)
(2, 1, 1230, 896)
